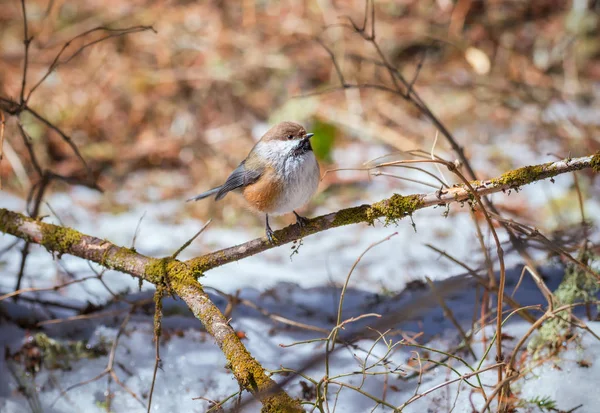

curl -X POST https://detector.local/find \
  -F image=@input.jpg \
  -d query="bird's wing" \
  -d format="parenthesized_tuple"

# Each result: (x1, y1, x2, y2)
(215, 161, 263, 200)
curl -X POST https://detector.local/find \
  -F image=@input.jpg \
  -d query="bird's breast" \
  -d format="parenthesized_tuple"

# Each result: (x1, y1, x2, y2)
(272, 153, 320, 215)
(242, 166, 284, 213)
(242, 153, 320, 215)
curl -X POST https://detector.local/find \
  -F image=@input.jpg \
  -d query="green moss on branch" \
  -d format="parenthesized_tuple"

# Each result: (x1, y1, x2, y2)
(40, 224, 82, 252)
(0, 209, 27, 240)
(490, 164, 548, 188)
(331, 205, 370, 227)
(106, 247, 139, 269)
(366, 194, 424, 226)
(591, 151, 600, 173)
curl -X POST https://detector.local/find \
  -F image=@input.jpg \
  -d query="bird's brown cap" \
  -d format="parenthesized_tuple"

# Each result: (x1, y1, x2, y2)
(261, 121, 311, 142)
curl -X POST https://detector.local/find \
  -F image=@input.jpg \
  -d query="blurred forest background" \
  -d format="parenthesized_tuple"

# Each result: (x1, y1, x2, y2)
(1, 0, 598, 222)
(1, 0, 600, 412)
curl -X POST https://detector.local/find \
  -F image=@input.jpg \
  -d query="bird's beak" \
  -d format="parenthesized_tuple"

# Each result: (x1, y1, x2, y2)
(305, 133, 314, 139)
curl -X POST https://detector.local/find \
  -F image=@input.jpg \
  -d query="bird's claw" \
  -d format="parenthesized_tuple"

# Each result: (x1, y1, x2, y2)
(293, 212, 309, 228)
(266, 227, 276, 243)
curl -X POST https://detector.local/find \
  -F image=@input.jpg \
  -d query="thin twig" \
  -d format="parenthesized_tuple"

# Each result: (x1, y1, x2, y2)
(147, 287, 164, 413)
(205, 286, 330, 334)
(51, 308, 146, 409)
(17, 120, 43, 177)
(0, 111, 5, 189)
(131, 211, 146, 250)
(170, 219, 212, 260)
(25, 106, 91, 177)
(20, 0, 32, 104)
(425, 276, 476, 359)
(331, 232, 397, 347)
(27, 26, 156, 101)
(425, 243, 536, 323)
(397, 363, 503, 411)
(1, 274, 100, 302)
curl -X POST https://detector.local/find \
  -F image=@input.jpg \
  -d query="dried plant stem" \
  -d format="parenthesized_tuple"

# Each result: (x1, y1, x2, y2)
(397, 362, 503, 411)
(425, 276, 476, 359)
(425, 244, 536, 323)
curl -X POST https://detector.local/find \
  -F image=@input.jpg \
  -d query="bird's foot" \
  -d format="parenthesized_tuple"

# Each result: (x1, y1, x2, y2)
(265, 214, 277, 243)
(265, 227, 276, 243)
(293, 211, 309, 228)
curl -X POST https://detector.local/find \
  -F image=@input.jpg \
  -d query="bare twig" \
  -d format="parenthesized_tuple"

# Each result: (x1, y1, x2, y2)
(370, 170, 441, 189)
(331, 232, 397, 347)
(205, 286, 330, 334)
(51, 308, 146, 409)
(397, 363, 503, 411)
(20, 0, 32, 104)
(1, 274, 100, 302)
(170, 219, 212, 260)
(321, 6, 478, 181)
(147, 287, 164, 413)
(425, 243, 536, 323)
(27, 25, 156, 101)
(16, 120, 42, 177)
(425, 276, 476, 359)
(0, 111, 5, 189)
(24, 106, 91, 177)
(131, 212, 147, 250)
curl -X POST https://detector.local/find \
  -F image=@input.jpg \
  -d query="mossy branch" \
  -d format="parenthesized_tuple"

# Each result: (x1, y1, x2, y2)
(0, 209, 302, 413)
(187, 153, 599, 273)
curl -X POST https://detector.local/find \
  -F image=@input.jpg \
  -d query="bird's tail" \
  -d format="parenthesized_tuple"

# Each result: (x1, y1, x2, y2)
(186, 186, 222, 202)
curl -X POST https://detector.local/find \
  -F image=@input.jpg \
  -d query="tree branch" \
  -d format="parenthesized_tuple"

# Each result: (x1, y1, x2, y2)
(0, 210, 302, 412)
(187, 154, 598, 273)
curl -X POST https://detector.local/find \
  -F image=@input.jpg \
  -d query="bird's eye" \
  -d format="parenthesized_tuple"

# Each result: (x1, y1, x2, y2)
(287, 135, 294, 140)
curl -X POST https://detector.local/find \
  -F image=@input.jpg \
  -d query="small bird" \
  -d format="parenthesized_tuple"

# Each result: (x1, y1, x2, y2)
(188, 121, 320, 242)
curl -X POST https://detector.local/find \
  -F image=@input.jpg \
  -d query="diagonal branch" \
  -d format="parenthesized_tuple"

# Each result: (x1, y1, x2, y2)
(0, 212, 302, 412)
(24, 106, 91, 178)
(187, 154, 598, 273)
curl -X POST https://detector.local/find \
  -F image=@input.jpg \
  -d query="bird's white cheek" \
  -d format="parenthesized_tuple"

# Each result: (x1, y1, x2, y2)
(253, 140, 297, 166)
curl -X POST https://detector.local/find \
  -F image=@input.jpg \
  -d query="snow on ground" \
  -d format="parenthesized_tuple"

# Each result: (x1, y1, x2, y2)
(1, 255, 598, 412)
